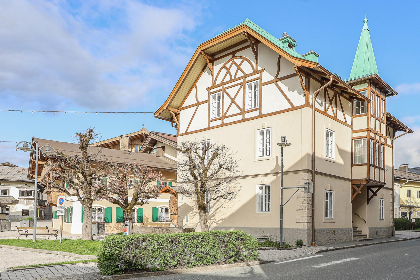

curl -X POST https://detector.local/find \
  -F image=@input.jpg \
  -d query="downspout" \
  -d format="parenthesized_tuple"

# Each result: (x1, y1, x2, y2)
(311, 75, 334, 246)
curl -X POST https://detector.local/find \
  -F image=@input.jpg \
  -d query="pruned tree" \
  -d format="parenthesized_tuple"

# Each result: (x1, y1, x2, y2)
(177, 141, 240, 231)
(41, 128, 108, 240)
(97, 162, 163, 233)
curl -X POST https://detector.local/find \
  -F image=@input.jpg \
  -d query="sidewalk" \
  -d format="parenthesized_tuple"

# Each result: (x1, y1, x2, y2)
(1, 231, 419, 279)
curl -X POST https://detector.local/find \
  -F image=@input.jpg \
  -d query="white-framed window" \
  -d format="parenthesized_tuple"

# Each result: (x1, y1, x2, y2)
(185, 214, 189, 223)
(92, 207, 104, 222)
(353, 138, 367, 164)
(325, 129, 335, 159)
(407, 189, 411, 198)
(380, 144, 384, 168)
(379, 198, 384, 220)
(200, 139, 211, 165)
(381, 99, 385, 121)
(204, 191, 210, 213)
(210, 92, 222, 119)
(158, 206, 170, 222)
(257, 128, 271, 158)
(0, 206, 9, 214)
(257, 185, 270, 213)
(246, 80, 259, 110)
(417, 190, 420, 199)
(370, 92, 375, 115)
(325, 190, 334, 219)
(401, 211, 408, 219)
(19, 189, 33, 198)
(416, 211, 420, 218)
(354, 100, 367, 115)
(370, 139, 374, 165)
(0, 189, 9, 196)
(375, 142, 379, 166)
(376, 95, 380, 118)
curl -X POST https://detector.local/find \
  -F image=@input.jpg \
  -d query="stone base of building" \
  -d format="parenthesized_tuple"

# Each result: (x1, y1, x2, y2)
(368, 226, 393, 239)
(314, 228, 353, 245)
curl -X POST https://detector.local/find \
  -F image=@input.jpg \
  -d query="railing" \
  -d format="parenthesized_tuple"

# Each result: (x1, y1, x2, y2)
(354, 212, 366, 223)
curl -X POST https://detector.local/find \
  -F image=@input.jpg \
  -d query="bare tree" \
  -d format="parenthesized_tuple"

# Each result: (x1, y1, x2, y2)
(177, 141, 240, 231)
(41, 128, 107, 240)
(97, 162, 163, 233)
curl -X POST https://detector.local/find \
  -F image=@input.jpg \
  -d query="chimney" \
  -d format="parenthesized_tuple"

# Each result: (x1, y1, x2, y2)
(120, 135, 130, 151)
(399, 164, 409, 172)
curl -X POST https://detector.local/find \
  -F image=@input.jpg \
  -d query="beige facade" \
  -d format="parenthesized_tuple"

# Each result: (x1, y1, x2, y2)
(156, 19, 411, 245)
(394, 166, 420, 220)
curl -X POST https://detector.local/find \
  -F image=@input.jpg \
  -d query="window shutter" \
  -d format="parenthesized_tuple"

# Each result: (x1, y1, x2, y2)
(102, 177, 107, 186)
(116, 207, 123, 223)
(216, 92, 221, 117)
(168, 182, 172, 187)
(104, 207, 112, 223)
(137, 208, 143, 223)
(81, 206, 83, 223)
(257, 186, 262, 212)
(265, 129, 271, 156)
(254, 81, 259, 108)
(70, 206, 73, 223)
(53, 211, 57, 219)
(152, 207, 159, 222)
(258, 130, 264, 157)
(157, 181, 160, 187)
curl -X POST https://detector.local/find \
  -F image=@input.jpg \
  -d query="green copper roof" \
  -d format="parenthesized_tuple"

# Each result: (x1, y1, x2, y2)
(214, 19, 317, 62)
(348, 16, 379, 81)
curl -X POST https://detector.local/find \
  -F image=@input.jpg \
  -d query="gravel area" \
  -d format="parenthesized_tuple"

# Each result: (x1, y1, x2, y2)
(0, 247, 96, 272)
(258, 246, 326, 262)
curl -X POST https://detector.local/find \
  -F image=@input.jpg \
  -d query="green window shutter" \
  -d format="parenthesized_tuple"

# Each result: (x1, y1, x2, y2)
(81, 206, 83, 223)
(168, 182, 172, 187)
(64, 208, 67, 223)
(152, 207, 158, 222)
(116, 207, 123, 223)
(157, 181, 160, 187)
(137, 208, 143, 223)
(70, 207, 73, 223)
(104, 207, 112, 223)
(53, 211, 57, 219)
(102, 177, 107, 186)
(67, 207, 69, 223)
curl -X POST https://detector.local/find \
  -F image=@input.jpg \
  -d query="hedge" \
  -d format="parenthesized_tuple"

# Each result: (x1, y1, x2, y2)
(394, 218, 412, 230)
(98, 231, 259, 275)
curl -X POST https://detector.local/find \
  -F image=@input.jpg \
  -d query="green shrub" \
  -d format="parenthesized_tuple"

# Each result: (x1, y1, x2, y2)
(19, 217, 34, 221)
(98, 230, 259, 275)
(295, 239, 303, 248)
(414, 218, 420, 230)
(258, 239, 290, 248)
(394, 218, 412, 230)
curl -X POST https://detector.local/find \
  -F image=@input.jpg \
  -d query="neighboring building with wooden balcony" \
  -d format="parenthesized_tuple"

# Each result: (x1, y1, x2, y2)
(155, 17, 412, 245)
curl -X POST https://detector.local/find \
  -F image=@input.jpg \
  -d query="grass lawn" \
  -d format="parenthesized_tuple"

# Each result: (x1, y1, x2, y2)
(0, 239, 101, 255)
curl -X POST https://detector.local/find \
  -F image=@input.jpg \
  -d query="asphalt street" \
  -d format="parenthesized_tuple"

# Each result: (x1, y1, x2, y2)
(142, 239, 420, 280)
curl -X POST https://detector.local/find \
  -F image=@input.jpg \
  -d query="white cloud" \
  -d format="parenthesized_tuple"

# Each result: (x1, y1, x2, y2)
(395, 127, 420, 168)
(395, 83, 420, 95)
(401, 115, 420, 126)
(0, 0, 200, 110)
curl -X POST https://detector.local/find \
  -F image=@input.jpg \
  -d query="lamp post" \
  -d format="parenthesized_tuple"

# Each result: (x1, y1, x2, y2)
(17, 141, 56, 242)
(277, 136, 291, 247)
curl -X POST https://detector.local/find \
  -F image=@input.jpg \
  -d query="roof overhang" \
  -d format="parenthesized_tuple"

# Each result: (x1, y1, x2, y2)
(386, 112, 413, 133)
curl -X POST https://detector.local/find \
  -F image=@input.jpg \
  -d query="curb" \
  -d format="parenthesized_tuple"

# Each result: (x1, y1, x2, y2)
(0, 244, 97, 259)
(315, 236, 420, 253)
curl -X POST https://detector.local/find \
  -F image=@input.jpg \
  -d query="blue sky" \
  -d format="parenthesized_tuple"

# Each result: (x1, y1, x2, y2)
(1, 0, 419, 167)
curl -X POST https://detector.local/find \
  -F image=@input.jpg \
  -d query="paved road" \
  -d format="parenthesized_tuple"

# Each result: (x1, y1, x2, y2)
(144, 239, 420, 280)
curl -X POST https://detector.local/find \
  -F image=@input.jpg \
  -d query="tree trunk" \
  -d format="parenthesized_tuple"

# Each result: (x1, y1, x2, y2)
(123, 208, 133, 235)
(82, 203, 93, 240)
(198, 210, 209, 232)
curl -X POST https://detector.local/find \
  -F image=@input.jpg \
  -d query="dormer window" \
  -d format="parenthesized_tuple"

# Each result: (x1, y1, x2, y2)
(288, 43, 293, 49)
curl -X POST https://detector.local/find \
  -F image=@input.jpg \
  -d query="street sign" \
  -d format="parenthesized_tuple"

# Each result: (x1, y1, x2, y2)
(57, 196, 65, 216)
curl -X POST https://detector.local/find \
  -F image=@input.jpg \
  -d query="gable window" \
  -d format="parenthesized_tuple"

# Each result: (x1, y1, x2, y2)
(325, 190, 334, 219)
(257, 185, 270, 212)
(92, 207, 104, 222)
(370, 92, 375, 116)
(246, 80, 259, 110)
(325, 129, 335, 159)
(0, 189, 9, 196)
(379, 198, 384, 220)
(257, 128, 271, 158)
(370, 139, 374, 165)
(407, 189, 411, 198)
(210, 92, 222, 119)
(353, 138, 367, 164)
(354, 100, 367, 115)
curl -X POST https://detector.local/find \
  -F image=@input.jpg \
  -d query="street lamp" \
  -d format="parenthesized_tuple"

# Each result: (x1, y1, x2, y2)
(16, 141, 56, 242)
(277, 136, 291, 247)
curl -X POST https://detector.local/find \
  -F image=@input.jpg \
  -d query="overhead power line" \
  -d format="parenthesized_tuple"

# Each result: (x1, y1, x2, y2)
(0, 109, 154, 115)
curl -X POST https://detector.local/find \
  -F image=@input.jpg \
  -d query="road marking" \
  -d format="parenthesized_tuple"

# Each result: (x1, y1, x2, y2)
(312, 257, 359, 268)
(275, 255, 323, 264)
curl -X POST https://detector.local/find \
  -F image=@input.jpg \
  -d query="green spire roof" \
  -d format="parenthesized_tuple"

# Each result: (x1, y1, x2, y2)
(349, 16, 379, 80)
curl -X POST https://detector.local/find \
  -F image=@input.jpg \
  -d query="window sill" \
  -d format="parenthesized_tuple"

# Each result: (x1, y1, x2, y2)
(255, 156, 272, 162)
(323, 219, 335, 223)
(324, 158, 336, 163)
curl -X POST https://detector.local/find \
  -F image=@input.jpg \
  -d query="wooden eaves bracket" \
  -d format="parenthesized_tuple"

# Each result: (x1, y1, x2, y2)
(367, 185, 383, 204)
(243, 32, 259, 62)
(351, 183, 366, 202)
(201, 51, 214, 76)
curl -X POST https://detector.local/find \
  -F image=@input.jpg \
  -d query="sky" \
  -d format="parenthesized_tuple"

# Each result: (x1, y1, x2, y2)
(1, 0, 420, 168)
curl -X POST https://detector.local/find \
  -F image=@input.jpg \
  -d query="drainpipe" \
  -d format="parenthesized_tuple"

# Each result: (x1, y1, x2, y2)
(311, 75, 334, 246)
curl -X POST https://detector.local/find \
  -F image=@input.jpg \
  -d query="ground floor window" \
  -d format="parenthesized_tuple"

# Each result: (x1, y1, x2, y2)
(400, 211, 408, 219)
(0, 206, 9, 214)
(325, 190, 334, 219)
(257, 185, 270, 212)
(379, 198, 384, 220)
(158, 206, 170, 222)
(0, 189, 9, 196)
(22, 209, 29, 216)
(92, 207, 104, 222)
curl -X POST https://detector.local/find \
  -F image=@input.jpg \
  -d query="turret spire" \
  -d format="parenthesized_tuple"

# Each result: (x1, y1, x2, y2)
(349, 15, 379, 80)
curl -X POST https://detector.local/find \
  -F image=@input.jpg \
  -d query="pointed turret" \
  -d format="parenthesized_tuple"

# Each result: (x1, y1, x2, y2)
(349, 16, 379, 80)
